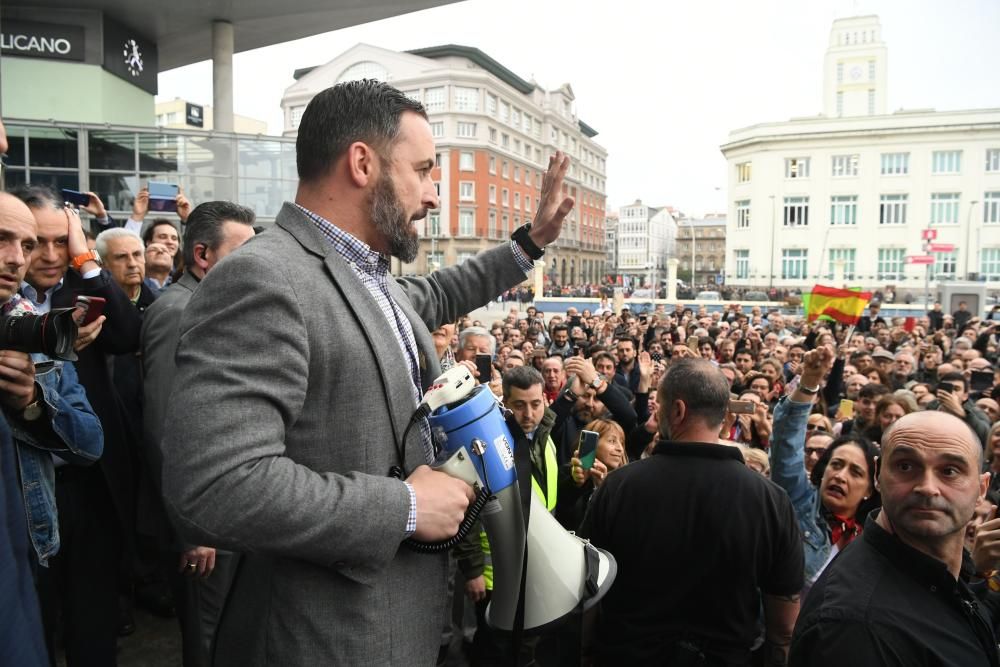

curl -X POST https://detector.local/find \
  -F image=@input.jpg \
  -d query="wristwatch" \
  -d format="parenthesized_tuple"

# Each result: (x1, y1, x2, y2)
(564, 386, 579, 402)
(798, 383, 821, 395)
(589, 375, 606, 391)
(70, 249, 101, 272)
(511, 223, 545, 261)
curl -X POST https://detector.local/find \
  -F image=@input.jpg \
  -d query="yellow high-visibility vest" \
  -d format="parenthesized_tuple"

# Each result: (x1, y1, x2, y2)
(482, 435, 557, 590)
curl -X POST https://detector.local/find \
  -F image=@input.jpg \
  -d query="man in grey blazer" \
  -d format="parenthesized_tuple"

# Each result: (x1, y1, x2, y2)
(162, 79, 574, 665)
(142, 200, 256, 667)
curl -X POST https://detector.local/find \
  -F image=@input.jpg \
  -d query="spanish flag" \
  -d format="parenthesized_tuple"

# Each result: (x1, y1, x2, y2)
(803, 285, 872, 325)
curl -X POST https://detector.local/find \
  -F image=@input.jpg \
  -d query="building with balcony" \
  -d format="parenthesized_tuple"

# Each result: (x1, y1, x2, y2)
(675, 214, 727, 286)
(721, 14, 1000, 292)
(613, 199, 677, 289)
(280, 43, 608, 280)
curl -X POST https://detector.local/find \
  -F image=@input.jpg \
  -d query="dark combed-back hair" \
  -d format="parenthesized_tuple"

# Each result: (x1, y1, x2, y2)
(502, 365, 544, 398)
(182, 201, 256, 267)
(295, 79, 427, 183)
(9, 183, 61, 210)
(142, 218, 179, 246)
(658, 358, 731, 429)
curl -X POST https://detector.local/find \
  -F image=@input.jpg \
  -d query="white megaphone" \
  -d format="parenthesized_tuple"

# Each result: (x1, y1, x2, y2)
(420, 365, 616, 631)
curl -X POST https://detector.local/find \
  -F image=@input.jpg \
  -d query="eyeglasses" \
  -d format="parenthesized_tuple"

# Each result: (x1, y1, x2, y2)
(806, 424, 828, 433)
(805, 447, 827, 457)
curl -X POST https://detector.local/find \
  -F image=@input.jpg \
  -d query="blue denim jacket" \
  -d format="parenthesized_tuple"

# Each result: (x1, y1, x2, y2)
(13, 356, 103, 566)
(770, 397, 831, 584)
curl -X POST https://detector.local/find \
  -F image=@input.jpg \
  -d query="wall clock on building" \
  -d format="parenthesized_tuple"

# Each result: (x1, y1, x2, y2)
(849, 65, 862, 81)
(123, 39, 143, 76)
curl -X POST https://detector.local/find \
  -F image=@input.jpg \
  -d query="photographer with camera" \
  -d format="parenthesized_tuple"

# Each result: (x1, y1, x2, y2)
(0, 192, 104, 657)
(14, 184, 144, 665)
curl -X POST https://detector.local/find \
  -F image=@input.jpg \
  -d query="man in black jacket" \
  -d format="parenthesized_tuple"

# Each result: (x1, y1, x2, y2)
(14, 185, 143, 664)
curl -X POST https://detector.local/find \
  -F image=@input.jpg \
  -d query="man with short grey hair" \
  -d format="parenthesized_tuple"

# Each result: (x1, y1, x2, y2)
(456, 326, 495, 362)
(580, 359, 803, 665)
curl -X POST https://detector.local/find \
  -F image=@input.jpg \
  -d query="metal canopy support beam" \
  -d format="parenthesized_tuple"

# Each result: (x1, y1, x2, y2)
(212, 20, 234, 133)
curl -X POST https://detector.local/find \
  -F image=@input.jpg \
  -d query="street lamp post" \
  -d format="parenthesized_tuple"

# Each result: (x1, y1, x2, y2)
(689, 219, 696, 289)
(965, 199, 979, 279)
(768, 195, 776, 291)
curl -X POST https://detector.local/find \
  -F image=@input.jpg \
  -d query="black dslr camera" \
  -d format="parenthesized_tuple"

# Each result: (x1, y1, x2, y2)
(0, 309, 79, 361)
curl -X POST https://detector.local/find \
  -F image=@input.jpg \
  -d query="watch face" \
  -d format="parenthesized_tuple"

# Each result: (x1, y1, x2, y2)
(123, 39, 144, 77)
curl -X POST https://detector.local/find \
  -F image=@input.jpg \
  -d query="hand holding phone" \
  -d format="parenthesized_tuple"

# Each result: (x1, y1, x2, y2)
(61, 189, 92, 207)
(728, 400, 756, 415)
(475, 354, 493, 384)
(838, 399, 855, 420)
(76, 296, 107, 326)
(576, 430, 600, 470)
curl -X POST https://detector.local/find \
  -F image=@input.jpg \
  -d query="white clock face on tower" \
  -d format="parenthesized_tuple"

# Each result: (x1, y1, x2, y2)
(123, 39, 143, 77)
(850, 65, 863, 81)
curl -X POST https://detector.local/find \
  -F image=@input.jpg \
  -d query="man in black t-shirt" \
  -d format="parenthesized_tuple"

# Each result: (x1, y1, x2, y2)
(579, 359, 803, 666)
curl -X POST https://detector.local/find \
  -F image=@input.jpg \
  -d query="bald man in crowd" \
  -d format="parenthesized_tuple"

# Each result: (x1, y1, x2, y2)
(791, 412, 999, 666)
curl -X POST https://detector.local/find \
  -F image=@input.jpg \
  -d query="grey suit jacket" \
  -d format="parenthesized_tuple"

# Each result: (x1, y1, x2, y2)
(162, 202, 529, 666)
(141, 271, 199, 494)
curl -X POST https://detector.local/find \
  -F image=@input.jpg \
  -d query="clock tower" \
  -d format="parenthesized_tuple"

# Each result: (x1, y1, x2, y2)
(823, 15, 887, 118)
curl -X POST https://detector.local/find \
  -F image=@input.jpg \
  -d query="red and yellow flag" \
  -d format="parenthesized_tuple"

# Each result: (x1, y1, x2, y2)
(804, 285, 872, 325)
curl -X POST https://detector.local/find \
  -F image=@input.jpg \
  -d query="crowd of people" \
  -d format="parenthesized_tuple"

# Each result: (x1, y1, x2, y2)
(3, 79, 1000, 667)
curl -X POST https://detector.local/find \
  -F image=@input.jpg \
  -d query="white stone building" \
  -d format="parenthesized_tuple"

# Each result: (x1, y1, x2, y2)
(280, 43, 608, 282)
(614, 199, 677, 289)
(721, 15, 1000, 292)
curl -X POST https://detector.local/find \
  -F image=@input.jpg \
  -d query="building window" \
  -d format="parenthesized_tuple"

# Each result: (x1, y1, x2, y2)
(785, 158, 810, 179)
(735, 249, 750, 279)
(501, 134, 509, 149)
(402, 90, 421, 102)
(514, 192, 520, 209)
(426, 212, 442, 238)
(836, 62, 844, 83)
(836, 91, 844, 116)
(831, 154, 859, 177)
(424, 87, 445, 112)
(827, 248, 857, 280)
(501, 161, 509, 178)
(488, 210, 497, 238)
(736, 200, 751, 228)
(459, 151, 475, 171)
(932, 150, 962, 174)
(524, 195, 531, 213)
(879, 194, 908, 225)
(982, 249, 1000, 281)
(868, 60, 876, 80)
(985, 192, 1000, 224)
(930, 193, 960, 225)
(513, 166, 520, 183)
(877, 248, 905, 280)
(781, 249, 808, 280)
(867, 89, 875, 115)
(459, 181, 474, 201)
(987, 149, 1000, 173)
(488, 156, 496, 174)
(501, 188, 509, 207)
(487, 94, 497, 116)
(457, 122, 477, 138)
(488, 127, 497, 143)
(783, 197, 809, 227)
(933, 250, 958, 279)
(881, 152, 909, 175)
(488, 185, 496, 204)
(502, 214, 509, 236)
(458, 210, 475, 237)
(454, 86, 479, 112)
(736, 162, 752, 183)
(426, 251, 444, 269)
(500, 101, 510, 123)
(457, 251, 476, 264)
(430, 122, 444, 138)
(290, 106, 306, 129)
(831, 195, 858, 225)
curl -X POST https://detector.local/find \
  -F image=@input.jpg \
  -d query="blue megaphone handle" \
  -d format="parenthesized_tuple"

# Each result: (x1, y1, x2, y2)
(427, 385, 518, 494)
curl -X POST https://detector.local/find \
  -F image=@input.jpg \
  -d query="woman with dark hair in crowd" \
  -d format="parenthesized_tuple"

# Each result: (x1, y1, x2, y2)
(863, 394, 917, 445)
(771, 346, 878, 593)
(858, 364, 891, 387)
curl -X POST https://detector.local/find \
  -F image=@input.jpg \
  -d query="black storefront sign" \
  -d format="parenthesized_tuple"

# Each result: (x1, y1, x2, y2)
(186, 103, 204, 128)
(102, 16, 158, 95)
(0, 20, 85, 61)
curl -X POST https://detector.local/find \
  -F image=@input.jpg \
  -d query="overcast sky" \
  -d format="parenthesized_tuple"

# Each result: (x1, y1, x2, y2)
(158, 0, 1000, 216)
